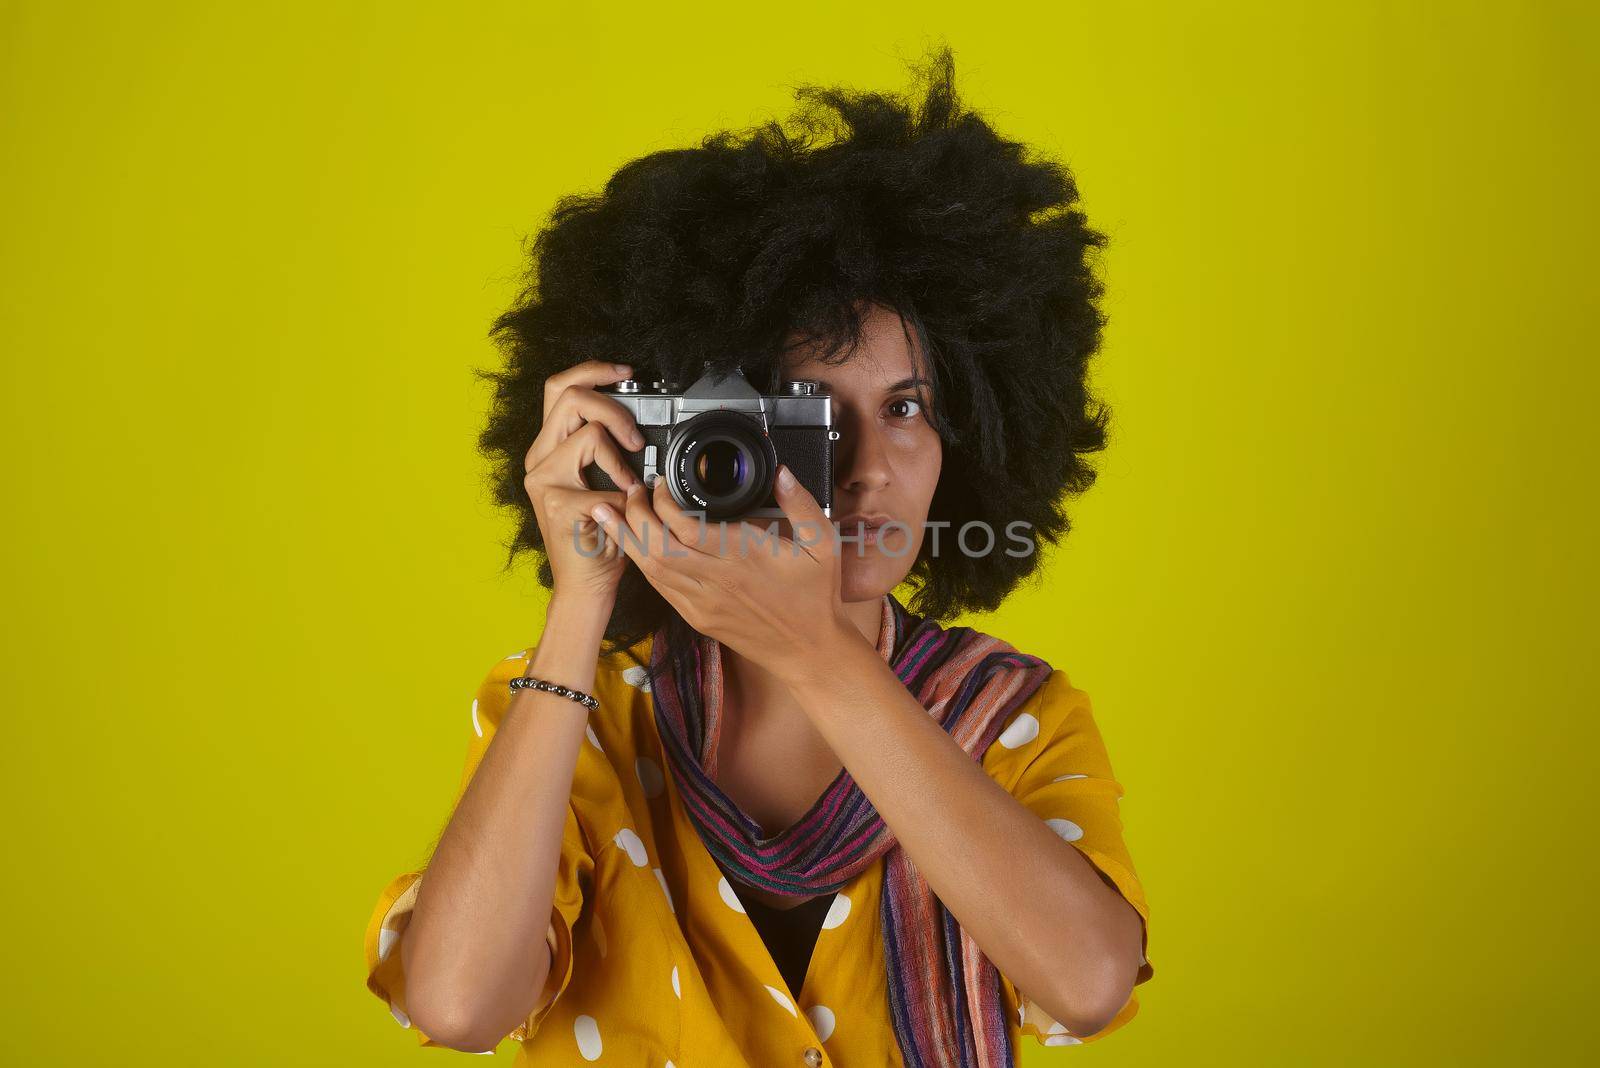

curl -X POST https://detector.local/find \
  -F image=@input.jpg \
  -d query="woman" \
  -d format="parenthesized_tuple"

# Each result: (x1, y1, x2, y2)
(364, 47, 1153, 1066)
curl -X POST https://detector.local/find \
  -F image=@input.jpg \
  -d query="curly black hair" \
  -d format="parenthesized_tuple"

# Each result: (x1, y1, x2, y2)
(474, 44, 1111, 666)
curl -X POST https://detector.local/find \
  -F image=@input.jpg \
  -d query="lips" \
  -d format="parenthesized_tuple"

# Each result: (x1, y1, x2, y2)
(834, 513, 895, 552)
(836, 513, 893, 535)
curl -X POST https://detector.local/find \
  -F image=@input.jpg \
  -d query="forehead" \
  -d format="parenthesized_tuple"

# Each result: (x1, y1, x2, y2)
(780, 303, 927, 387)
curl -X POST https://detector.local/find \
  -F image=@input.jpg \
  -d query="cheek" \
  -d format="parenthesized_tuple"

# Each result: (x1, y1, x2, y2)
(894, 436, 943, 511)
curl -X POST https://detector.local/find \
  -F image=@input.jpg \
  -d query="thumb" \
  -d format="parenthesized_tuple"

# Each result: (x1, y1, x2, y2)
(775, 464, 833, 554)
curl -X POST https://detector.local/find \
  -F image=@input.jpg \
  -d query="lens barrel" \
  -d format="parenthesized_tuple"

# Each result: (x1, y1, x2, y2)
(663, 409, 777, 520)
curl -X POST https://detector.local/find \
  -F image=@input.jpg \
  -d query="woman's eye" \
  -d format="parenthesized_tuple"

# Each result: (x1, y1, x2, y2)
(888, 397, 923, 420)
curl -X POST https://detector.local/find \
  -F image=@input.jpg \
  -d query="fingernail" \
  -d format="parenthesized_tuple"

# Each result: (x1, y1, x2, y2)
(632, 432, 645, 448)
(592, 504, 613, 521)
(614, 363, 632, 375)
(777, 464, 796, 490)
(626, 481, 641, 496)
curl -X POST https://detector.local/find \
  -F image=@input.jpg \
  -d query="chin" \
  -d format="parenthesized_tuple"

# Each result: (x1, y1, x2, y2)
(840, 554, 909, 605)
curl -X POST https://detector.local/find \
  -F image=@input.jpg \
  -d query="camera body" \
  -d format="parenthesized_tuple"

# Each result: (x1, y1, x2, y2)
(581, 365, 836, 521)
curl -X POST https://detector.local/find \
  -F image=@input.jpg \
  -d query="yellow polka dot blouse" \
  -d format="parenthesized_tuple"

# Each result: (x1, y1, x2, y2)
(364, 635, 1154, 1065)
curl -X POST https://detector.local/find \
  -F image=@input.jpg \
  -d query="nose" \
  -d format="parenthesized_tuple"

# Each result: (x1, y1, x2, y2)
(834, 414, 892, 496)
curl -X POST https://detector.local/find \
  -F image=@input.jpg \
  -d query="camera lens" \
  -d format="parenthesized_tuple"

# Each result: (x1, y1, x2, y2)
(695, 440, 749, 495)
(665, 410, 777, 520)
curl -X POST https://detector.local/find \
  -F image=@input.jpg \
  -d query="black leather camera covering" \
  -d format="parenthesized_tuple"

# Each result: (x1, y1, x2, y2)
(580, 420, 833, 516)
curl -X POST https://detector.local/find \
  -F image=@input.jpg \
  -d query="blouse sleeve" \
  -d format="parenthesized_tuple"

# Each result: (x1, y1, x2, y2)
(997, 669, 1154, 1047)
(362, 651, 595, 1048)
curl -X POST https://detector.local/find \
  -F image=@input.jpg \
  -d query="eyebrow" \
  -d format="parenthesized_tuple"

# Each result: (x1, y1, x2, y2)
(886, 376, 929, 393)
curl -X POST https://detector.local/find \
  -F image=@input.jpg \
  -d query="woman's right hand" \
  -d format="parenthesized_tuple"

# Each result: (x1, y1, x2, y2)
(523, 359, 647, 603)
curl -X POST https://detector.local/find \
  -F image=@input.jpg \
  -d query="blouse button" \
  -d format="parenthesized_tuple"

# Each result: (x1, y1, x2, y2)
(803, 1046, 823, 1067)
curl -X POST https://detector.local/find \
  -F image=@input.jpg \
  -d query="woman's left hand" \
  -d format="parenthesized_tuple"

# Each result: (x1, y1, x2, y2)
(589, 464, 850, 683)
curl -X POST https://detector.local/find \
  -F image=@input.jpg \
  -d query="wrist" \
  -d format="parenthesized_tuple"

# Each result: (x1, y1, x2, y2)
(524, 593, 613, 691)
(774, 615, 872, 691)
(544, 589, 615, 637)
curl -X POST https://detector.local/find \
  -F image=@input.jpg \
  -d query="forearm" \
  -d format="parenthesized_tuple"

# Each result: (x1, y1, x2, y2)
(402, 593, 611, 1048)
(781, 628, 1141, 1037)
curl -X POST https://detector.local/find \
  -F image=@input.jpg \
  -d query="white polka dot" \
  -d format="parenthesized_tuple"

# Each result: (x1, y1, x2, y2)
(1051, 773, 1087, 782)
(1046, 818, 1084, 842)
(998, 712, 1040, 749)
(807, 1003, 836, 1041)
(654, 867, 674, 912)
(378, 926, 399, 962)
(471, 698, 483, 738)
(389, 1000, 410, 1028)
(574, 1014, 603, 1059)
(765, 984, 798, 1016)
(622, 665, 653, 692)
(718, 876, 747, 913)
(1043, 1034, 1083, 1046)
(1047, 1021, 1072, 1035)
(636, 756, 665, 797)
(671, 964, 681, 999)
(614, 827, 648, 866)
(585, 724, 604, 752)
(821, 893, 852, 929)
(665, 1061, 676, 1068)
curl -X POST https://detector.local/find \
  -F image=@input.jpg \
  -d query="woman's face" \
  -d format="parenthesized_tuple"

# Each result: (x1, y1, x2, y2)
(776, 303, 944, 604)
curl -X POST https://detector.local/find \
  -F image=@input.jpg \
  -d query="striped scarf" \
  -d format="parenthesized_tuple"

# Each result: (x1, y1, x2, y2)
(650, 591, 1054, 1067)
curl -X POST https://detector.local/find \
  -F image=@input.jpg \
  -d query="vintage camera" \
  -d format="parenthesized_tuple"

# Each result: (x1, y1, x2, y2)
(581, 364, 837, 521)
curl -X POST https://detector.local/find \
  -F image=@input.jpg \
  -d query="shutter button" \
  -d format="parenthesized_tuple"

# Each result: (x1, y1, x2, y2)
(803, 1046, 823, 1067)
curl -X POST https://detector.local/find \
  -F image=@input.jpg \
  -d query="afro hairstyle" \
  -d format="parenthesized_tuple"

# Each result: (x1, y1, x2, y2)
(474, 44, 1112, 668)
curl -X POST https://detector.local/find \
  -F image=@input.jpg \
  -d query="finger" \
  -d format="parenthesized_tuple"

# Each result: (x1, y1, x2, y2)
(588, 498, 658, 581)
(773, 464, 836, 561)
(542, 359, 636, 421)
(648, 474, 725, 557)
(592, 490, 704, 595)
(526, 384, 648, 472)
(540, 420, 640, 493)
(546, 386, 648, 453)
(618, 480, 669, 560)
(622, 481, 717, 585)
(542, 484, 627, 552)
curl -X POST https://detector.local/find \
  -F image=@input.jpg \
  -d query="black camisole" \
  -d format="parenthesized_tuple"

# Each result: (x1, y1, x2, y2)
(729, 884, 836, 1000)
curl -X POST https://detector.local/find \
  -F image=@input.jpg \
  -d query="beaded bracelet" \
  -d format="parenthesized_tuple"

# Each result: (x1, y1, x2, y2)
(509, 675, 600, 713)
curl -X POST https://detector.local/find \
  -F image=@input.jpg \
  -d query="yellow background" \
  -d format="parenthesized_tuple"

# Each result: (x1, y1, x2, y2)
(3, 2, 1594, 1064)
